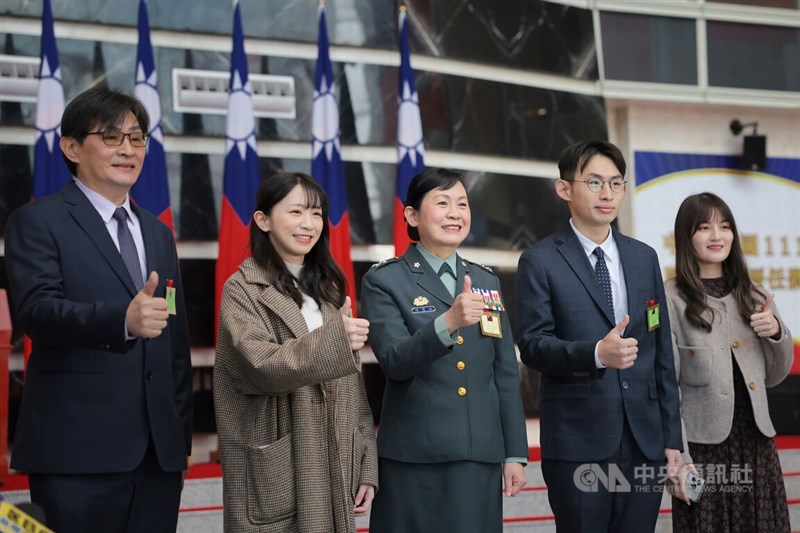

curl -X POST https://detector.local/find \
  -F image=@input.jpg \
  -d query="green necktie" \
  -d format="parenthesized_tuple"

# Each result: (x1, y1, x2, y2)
(438, 262, 456, 298)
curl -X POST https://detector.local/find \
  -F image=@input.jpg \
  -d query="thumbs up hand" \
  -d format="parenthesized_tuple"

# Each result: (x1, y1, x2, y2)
(462, 274, 473, 294)
(598, 314, 638, 369)
(444, 274, 485, 334)
(141, 271, 158, 297)
(341, 296, 370, 351)
(126, 271, 169, 339)
(340, 295, 353, 318)
(750, 293, 780, 338)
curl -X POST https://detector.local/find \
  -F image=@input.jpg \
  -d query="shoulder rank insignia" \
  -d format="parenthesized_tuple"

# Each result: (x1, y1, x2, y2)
(462, 258, 493, 273)
(371, 257, 400, 269)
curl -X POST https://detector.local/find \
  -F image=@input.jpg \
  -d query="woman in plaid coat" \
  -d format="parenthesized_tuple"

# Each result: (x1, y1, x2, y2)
(214, 172, 378, 532)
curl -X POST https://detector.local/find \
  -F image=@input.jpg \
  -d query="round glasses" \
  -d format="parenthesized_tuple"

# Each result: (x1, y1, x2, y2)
(567, 177, 627, 193)
(85, 130, 149, 148)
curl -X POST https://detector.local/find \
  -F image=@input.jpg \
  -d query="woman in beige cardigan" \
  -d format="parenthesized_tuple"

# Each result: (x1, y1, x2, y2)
(214, 172, 378, 532)
(666, 192, 792, 532)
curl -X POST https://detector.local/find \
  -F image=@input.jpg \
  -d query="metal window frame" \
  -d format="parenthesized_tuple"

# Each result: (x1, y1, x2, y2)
(584, 0, 800, 104)
(1, 3, 797, 107)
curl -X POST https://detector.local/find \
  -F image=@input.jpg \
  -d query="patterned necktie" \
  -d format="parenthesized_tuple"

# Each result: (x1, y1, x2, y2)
(593, 247, 614, 315)
(113, 207, 144, 291)
(438, 262, 456, 298)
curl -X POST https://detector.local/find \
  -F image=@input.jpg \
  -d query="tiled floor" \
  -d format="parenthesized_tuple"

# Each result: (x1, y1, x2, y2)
(3, 423, 799, 532)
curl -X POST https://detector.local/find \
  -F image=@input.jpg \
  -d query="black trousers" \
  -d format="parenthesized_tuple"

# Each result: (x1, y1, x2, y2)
(28, 440, 182, 533)
(542, 420, 666, 533)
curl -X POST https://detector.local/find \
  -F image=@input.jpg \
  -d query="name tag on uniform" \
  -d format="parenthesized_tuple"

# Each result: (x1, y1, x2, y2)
(480, 312, 502, 338)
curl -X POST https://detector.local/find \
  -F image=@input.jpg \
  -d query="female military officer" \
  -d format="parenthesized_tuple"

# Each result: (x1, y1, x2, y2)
(361, 168, 528, 532)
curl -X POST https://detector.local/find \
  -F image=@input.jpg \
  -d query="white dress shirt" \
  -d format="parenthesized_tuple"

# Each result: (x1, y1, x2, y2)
(73, 178, 147, 281)
(569, 219, 628, 368)
(285, 262, 323, 332)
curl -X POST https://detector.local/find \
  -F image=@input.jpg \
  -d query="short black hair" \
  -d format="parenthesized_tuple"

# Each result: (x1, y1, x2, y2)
(558, 140, 626, 181)
(404, 168, 466, 241)
(60, 85, 149, 176)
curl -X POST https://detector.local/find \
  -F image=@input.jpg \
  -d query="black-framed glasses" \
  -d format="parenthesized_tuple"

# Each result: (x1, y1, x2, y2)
(567, 177, 627, 193)
(85, 130, 149, 148)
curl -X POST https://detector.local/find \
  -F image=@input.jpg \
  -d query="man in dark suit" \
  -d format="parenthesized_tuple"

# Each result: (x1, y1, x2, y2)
(4, 85, 192, 532)
(515, 141, 689, 532)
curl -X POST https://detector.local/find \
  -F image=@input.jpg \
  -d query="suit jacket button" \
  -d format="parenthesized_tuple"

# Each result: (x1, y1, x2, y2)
(146, 371, 153, 380)
(748, 382, 756, 390)
(457, 387, 467, 397)
(456, 335, 464, 345)
(731, 340, 740, 349)
(622, 381, 629, 390)
(456, 361, 465, 371)
(688, 349, 696, 356)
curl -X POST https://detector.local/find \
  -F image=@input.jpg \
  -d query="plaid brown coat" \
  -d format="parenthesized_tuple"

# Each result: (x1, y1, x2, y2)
(214, 258, 378, 533)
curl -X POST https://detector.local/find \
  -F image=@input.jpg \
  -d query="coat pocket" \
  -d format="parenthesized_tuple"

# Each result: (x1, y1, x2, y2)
(246, 433, 296, 524)
(351, 429, 365, 499)
(677, 345, 712, 387)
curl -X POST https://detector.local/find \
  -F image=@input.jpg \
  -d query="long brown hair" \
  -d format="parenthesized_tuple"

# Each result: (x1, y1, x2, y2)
(674, 192, 764, 331)
(250, 172, 346, 308)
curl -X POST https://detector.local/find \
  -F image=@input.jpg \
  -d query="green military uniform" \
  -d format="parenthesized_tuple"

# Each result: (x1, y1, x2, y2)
(362, 244, 528, 532)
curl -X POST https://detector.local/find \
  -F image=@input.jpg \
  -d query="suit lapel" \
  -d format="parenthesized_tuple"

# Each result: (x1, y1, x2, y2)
(64, 181, 138, 296)
(614, 230, 642, 324)
(258, 285, 309, 339)
(555, 224, 616, 326)
(132, 202, 158, 282)
(455, 254, 469, 296)
(404, 246, 453, 306)
(320, 300, 336, 326)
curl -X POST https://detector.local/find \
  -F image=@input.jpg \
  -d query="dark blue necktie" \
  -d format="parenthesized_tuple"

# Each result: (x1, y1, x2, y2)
(113, 207, 144, 291)
(593, 247, 614, 315)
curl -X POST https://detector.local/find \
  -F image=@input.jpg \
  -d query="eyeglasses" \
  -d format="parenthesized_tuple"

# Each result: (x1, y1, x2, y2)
(85, 130, 149, 148)
(566, 177, 627, 193)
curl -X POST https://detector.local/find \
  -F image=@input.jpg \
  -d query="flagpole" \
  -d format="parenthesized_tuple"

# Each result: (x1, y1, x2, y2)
(394, 4, 426, 257)
(28, 0, 72, 367)
(132, 0, 174, 232)
(312, 0, 359, 313)
(215, 0, 261, 339)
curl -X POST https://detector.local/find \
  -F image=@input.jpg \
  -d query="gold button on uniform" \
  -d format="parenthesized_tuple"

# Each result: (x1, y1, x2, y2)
(688, 349, 696, 357)
(732, 340, 740, 348)
(456, 361, 465, 371)
(457, 387, 467, 397)
(456, 335, 464, 345)
(749, 382, 756, 390)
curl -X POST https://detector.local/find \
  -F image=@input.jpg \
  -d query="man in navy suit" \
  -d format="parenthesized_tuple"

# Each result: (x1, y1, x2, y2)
(5, 86, 192, 532)
(515, 141, 689, 532)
